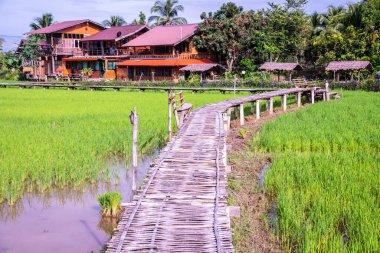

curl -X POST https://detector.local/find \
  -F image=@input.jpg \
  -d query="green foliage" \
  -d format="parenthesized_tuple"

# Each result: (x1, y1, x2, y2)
(0, 89, 234, 204)
(238, 128, 248, 139)
(132, 11, 146, 25)
(30, 13, 54, 31)
(81, 68, 93, 77)
(102, 16, 126, 27)
(148, 0, 187, 26)
(254, 92, 380, 252)
(98, 191, 122, 217)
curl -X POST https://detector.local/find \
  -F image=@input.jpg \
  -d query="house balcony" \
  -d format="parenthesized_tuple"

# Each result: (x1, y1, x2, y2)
(54, 46, 83, 56)
(82, 48, 132, 57)
(130, 53, 211, 60)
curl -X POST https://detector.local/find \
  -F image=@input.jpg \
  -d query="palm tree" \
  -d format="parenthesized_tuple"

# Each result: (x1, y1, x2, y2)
(310, 12, 325, 35)
(102, 16, 127, 27)
(30, 13, 55, 30)
(148, 0, 187, 26)
(346, 3, 363, 28)
(322, 5, 346, 32)
(132, 11, 147, 25)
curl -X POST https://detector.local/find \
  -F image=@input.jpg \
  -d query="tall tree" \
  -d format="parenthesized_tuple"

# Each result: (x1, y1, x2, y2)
(132, 11, 147, 25)
(102, 16, 127, 27)
(30, 13, 55, 30)
(0, 38, 4, 52)
(148, 0, 187, 26)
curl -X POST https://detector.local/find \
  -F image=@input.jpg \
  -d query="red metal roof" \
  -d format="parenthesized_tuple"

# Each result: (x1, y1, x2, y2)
(26, 19, 104, 35)
(123, 24, 198, 47)
(259, 62, 302, 71)
(325, 61, 371, 71)
(117, 58, 214, 67)
(81, 25, 147, 42)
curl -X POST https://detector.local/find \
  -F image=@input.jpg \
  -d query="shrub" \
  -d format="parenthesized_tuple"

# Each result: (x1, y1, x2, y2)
(97, 191, 122, 217)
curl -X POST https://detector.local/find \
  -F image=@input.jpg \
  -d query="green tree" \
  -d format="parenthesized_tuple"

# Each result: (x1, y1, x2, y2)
(0, 38, 4, 52)
(132, 11, 147, 25)
(102, 16, 127, 27)
(148, 0, 187, 26)
(30, 13, 55, 30)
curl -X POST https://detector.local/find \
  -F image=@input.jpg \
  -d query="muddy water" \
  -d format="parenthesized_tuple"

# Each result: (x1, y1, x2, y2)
(0, 156, 154, 253)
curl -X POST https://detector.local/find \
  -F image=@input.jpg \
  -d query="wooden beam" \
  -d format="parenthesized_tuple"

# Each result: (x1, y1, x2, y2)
(239, 103, 244, 126)
(256, 100, 261, 120)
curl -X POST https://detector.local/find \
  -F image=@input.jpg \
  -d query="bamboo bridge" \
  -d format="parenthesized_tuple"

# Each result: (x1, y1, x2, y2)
(105, 87, 336, 253)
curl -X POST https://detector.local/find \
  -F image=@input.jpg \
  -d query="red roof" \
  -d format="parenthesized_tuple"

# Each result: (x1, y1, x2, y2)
(26, 19, 104, 35)
(259, 62, 302, 71)
(123, 24, 198, 47)
(117, 58, 214, 67)
(81, 25, 147, 42)
(326, 61, 371, 71)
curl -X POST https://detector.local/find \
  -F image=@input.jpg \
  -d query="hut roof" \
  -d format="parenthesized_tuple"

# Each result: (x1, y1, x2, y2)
(179, 64, 223, 72)
(325, 61, 371, 71)
(259, 62, 302, 71)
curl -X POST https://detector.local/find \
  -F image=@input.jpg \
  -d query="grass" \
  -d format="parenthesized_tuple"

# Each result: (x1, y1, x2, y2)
(0, 88, 234, 205)
(253, 91, 380, 252)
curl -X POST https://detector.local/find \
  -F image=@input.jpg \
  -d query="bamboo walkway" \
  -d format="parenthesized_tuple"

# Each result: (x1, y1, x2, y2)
(106, 88, 325, 253)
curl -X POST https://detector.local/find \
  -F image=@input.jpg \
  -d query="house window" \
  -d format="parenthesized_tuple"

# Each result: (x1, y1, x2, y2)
(136, 67, 151, 77)
(107, 61, 117, 70)
(74, 40, 79, 48)
(156, 67, 172, 77)
(95, 61, 100, 71)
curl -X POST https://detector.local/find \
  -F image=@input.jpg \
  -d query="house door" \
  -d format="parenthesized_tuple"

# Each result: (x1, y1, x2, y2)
(128, 67, 135, 81)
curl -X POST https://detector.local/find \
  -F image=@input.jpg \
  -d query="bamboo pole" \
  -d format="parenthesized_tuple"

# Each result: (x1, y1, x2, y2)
(256, 100, 261, 120)
(239, 103, 244, 126)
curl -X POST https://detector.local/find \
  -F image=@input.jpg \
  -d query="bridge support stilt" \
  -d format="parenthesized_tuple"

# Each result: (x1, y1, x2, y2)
(269, 97, 274, 115)
(282, 95, 287, 111)
(297, 92, 302, 107)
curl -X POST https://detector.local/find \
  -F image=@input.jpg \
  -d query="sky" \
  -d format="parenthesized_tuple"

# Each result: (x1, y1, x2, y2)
(0, 0, 359, 51)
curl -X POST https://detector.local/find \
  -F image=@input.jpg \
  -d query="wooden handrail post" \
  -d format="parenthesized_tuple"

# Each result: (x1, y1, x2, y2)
(269, 97, 274, 115)
(282, 94, 287, 111)
(297, 92, 302, 107)
(129, 107, 138, 192)
(168, 92, 172, 141)
(239, 103, 245, 126)
(256, 100, 261, 120)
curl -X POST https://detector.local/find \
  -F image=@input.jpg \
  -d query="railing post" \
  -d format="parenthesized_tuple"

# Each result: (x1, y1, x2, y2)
(283, 94, 287, 111)
(256, 100, 261, 120)
(297, 92, 302, 107)
(129, 107, 138, 193)
(168, 92, 172, 141)
(222, 112, 229, 131)
(227, 108, 232, 130)
(239, 103, 245, 126)
(269, 97, 274, 115)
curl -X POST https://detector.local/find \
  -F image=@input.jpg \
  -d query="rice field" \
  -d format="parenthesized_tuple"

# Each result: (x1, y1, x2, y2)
(254, 91, 380, 252)
(0, 88, 234, 205)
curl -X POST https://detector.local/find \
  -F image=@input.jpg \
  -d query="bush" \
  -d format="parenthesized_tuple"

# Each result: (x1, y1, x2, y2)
(98, 191, 122, 217)
(329, 80, 380, 91)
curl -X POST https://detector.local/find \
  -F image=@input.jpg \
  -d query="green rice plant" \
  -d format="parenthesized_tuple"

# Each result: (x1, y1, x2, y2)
(98, 191, 122, 217)
(0, 89, 234, 204)
(252, 91, 380, 252)
(239, 128, 248, 139)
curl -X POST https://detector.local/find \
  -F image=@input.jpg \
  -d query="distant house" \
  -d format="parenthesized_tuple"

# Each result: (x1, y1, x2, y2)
(25, 19, 105, 76)
(117, 24, 215, 82)
(259, 62, 303, 81)
(64, 25, 149, 79)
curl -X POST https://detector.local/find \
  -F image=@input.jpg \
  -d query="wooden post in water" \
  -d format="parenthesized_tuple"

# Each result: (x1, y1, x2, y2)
(256, 100, 261, 120)
(239, 103, 244, 126)
(168, 92, 172, 141)
(297, 92, 302, 107)
(282, 94, 287, 111)
(129, 107, 138, 192)
(269, 97, 274, 115)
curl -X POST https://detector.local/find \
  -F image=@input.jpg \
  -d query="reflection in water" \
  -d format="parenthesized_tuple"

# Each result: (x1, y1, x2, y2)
(0, 154, 155, 253)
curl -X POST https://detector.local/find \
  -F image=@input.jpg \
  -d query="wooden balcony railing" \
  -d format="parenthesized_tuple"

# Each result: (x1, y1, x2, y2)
(54, 46, 83, 56)
(130, 53, 211, 60)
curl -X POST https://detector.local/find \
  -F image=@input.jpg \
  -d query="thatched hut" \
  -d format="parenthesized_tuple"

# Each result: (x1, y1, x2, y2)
(259, 62, 302, 82)
(325, 61, 371, 82)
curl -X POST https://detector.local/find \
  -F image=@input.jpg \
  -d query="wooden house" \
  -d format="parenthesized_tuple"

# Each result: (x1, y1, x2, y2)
(117, 24, 215, 82)
(25, 19, 105, 77)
